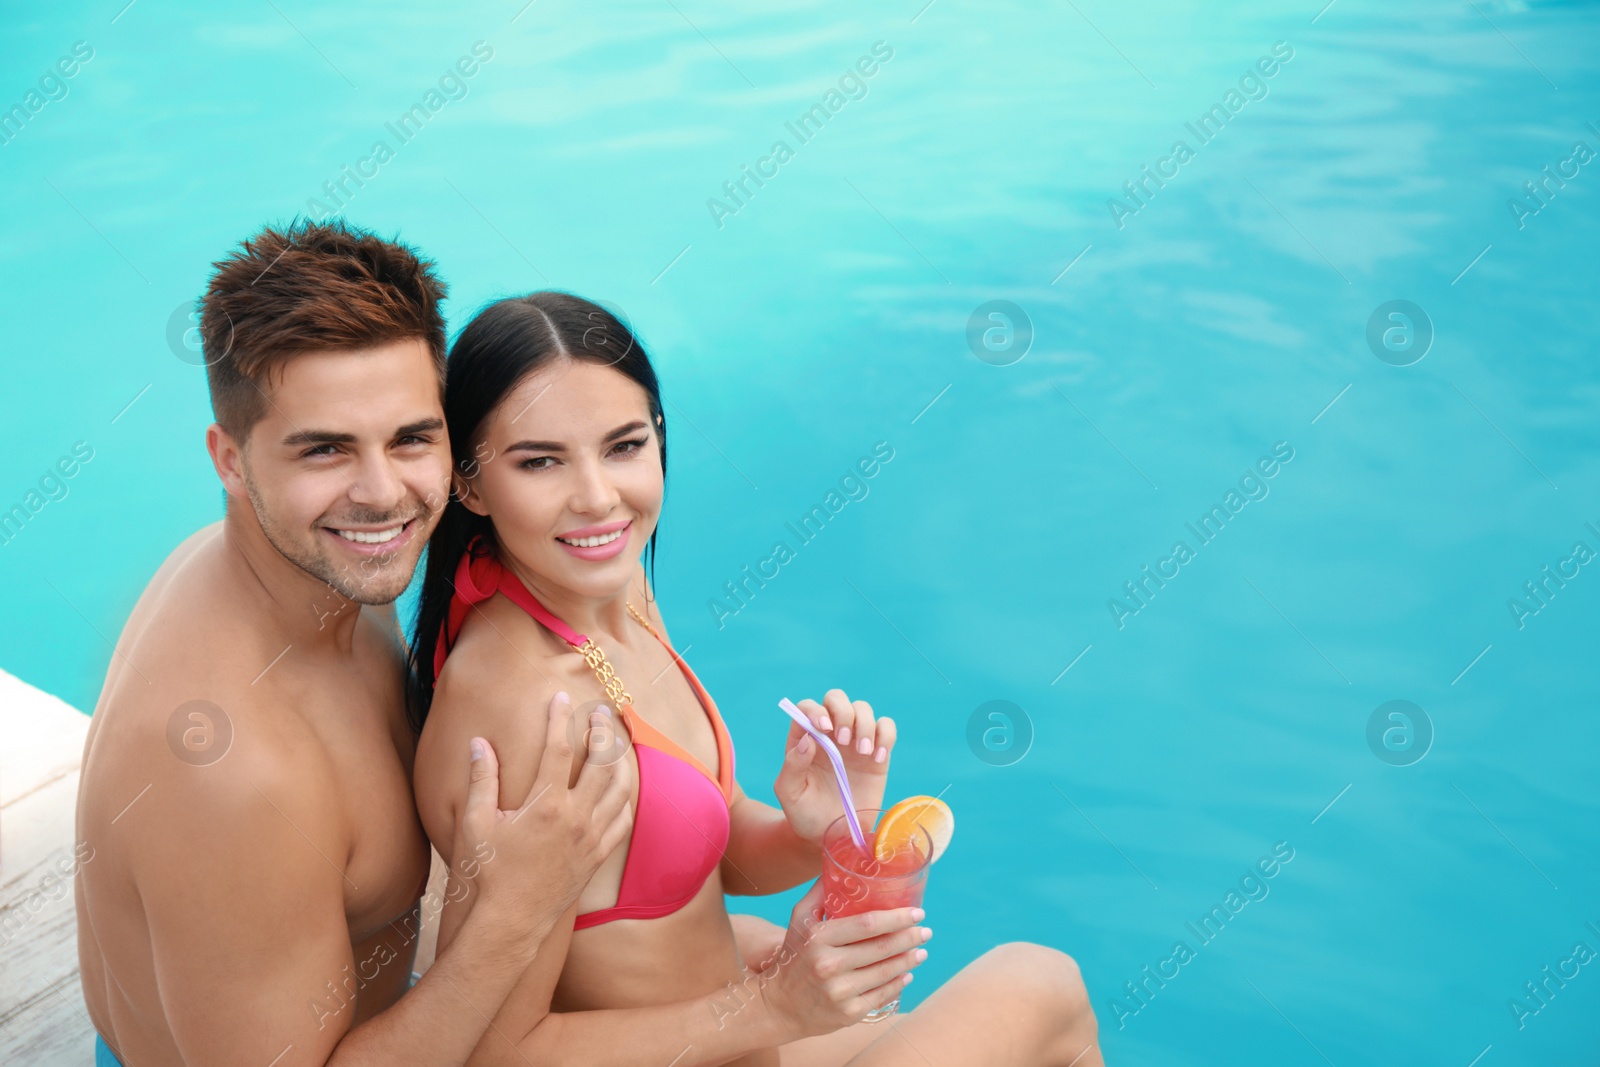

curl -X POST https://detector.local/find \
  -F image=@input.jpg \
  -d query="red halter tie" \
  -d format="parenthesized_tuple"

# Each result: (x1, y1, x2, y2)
(433, 538, 589, 678)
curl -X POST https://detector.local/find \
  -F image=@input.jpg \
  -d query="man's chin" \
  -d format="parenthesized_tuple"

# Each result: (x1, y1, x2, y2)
(328, 558, 421, 606)
(342, 584, 408, 607)
(307, 543, 425, 606)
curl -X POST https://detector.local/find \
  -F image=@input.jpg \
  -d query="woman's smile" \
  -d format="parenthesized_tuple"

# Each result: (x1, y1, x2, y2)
(555, 518, 632, 560)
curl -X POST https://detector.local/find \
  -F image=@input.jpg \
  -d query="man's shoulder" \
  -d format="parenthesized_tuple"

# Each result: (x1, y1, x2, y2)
(112, 523, 321, 704)
(120, 522, 257, 656)
(149, 520, 226, 591)
(85, 519, 341, 842)
(87, 669, 335, 818)
(84, 688, 343, 922)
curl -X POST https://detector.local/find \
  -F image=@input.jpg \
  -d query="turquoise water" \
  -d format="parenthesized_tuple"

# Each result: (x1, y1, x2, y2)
(4, 0, 1599, 1061)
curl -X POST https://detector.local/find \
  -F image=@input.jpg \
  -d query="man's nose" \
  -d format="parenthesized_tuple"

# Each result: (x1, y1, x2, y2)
(346, 451, 406, 512)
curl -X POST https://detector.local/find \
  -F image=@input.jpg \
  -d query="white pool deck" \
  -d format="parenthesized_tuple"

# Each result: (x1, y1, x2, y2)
(0, 669, 447, 1065)
(1, 668, 93, 1064)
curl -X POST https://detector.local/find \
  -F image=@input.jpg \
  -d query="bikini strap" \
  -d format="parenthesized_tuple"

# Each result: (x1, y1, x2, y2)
(436, 538, 636, 709)
(436, 546, 733, 799)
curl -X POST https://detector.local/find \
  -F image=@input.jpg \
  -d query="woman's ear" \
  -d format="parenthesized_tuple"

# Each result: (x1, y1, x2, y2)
(454, 472, 490, 517)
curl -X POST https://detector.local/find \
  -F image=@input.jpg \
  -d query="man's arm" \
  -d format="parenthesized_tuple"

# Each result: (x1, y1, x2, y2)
(435, 847, 795, 1067)
(136, 695, 626, 1067)
(133, 744, 527, 1067)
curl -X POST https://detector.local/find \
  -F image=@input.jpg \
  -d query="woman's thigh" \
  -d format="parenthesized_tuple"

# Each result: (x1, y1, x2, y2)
(778, 943, 1101, 1067)
(776, 1018, 896, 1067)
(730, 913, 787, 972)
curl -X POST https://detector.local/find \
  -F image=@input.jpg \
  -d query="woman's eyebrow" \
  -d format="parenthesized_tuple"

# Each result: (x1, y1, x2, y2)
(505, 420, 649, 452)
(604, 420, 649, 442)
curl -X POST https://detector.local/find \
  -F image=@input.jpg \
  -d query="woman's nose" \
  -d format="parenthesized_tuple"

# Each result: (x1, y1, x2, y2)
(569, 457, 621, 515)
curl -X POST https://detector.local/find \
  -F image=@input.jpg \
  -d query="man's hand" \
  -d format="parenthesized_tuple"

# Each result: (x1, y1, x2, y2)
(773, 689, 895, 845)
(456, 692, 633, 938)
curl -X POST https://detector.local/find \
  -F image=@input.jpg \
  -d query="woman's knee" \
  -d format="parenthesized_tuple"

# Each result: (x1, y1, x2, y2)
(976, 942, 1093, 1016)
(975, 944, 1099, 1063)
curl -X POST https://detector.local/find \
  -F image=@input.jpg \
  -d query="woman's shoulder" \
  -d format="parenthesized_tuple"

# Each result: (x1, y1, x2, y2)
(415, 598, 586, 812)
(430, 598, 592, 728)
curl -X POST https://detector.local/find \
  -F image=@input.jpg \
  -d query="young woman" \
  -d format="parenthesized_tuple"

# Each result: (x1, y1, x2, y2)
(409, 293, 1102, 1066)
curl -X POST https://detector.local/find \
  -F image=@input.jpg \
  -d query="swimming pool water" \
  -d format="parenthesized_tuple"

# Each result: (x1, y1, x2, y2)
(3, 1, 1598, 1062)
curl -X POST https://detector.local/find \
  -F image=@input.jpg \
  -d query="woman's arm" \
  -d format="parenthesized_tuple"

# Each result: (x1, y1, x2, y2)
(721, 784, 824, 895)
(722, 691, 897, 897)
(475, 886, 930, 1067)
(415, 650, 784, 1062)
(423, 717, 807, 1067)
(416, 653, 593, 1042)
(417, 662, 920, 1067)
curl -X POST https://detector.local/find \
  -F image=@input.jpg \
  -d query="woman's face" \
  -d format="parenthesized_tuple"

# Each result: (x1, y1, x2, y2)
(459, 357, 662, 599)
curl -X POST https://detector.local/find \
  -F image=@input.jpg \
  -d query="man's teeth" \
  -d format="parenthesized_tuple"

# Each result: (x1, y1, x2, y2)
(558, 529, 623, 548)
(336, 525, 404, 544)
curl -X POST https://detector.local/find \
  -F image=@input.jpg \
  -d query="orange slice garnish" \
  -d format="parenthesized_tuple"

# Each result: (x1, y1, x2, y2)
(873, 795, 954, 864)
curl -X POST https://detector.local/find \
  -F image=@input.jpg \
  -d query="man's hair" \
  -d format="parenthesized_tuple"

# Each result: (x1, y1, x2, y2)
(200, 219, 448, 439)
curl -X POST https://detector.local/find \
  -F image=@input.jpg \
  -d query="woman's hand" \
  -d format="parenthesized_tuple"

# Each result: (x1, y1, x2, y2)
(757, 881, 929, 1040)
(773, 689, 896, 846)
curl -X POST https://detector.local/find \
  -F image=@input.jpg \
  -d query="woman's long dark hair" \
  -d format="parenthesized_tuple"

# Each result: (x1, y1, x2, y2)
(406, 292, 665, 732)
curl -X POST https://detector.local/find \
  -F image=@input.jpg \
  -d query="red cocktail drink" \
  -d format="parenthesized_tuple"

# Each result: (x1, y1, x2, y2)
(819, 808, 933, 1021)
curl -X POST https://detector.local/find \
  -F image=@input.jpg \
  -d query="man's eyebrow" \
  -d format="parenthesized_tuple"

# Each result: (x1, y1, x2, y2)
(281, 418, 444, 448)
(282, 429, 356, 448)
(504, 420, 649, 453)
(396, 418, 445, 437)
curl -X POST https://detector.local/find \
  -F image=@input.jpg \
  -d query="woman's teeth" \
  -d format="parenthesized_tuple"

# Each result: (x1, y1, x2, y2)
(336, 525, 404, 544)
(558, 529, 623, 548)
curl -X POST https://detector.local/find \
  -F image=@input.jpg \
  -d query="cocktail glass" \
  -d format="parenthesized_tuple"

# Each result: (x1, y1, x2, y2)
(819, 808, 933, 1023)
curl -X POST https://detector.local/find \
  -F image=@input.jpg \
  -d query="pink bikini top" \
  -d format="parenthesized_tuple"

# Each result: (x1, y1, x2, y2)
(434, 545, 736, 929)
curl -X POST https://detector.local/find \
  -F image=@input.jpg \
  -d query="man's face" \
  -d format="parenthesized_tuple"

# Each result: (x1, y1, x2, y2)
(229, 338, 450, 604)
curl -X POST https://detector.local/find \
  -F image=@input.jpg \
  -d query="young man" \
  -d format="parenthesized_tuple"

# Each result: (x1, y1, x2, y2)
(74, 222, 636, 1066)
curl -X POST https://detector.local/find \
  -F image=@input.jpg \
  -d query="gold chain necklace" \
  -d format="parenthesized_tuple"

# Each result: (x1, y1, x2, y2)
(573, 603, 658, 710)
